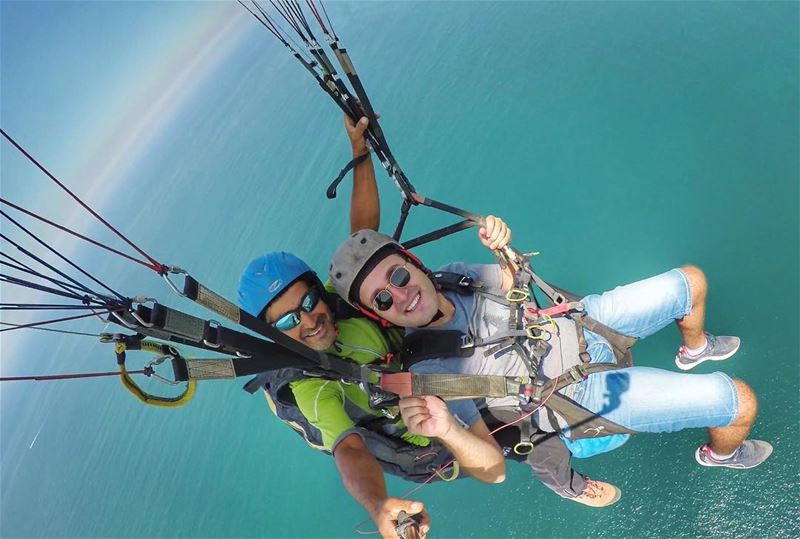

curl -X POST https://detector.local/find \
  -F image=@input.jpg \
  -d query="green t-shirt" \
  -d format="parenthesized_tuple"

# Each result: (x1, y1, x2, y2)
(286, 281, 427, 451)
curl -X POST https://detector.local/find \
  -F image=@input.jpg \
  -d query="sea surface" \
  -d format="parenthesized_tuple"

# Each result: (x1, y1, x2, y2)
(1, 2, 798, 538)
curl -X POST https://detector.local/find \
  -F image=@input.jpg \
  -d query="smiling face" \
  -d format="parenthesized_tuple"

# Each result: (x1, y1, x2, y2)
(265, 279, 336, 351)
(357, 253, 440, 328)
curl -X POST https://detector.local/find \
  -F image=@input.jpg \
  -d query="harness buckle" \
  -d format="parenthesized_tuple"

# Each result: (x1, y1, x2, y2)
(526, 324, 551, 340)
(379, 407, 398, 420)
(506, 288, 530, 303)
(565, 365, 587, 384)
(367, 387, 399, 410)
(513, 441, 535, 456)
(202, 319, 222, 348)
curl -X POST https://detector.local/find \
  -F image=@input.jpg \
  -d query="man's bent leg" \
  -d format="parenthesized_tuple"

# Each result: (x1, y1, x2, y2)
(695, 378, 772, 469)
(574, 367, 738, 433)
(581, 267, 741, 370)
(573, 368, 772, 468)
(676, 265, 707, 349)
(708, 379, 756, 454)
(581, 268, 692, 341)
(674, 265, 742, 370)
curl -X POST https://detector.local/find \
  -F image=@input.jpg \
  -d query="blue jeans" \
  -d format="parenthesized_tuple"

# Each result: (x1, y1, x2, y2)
(571, 268, 739, 434)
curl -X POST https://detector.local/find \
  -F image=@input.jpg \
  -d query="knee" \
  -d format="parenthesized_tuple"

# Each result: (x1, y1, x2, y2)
(680, 264, 707, 301)
(732, 378, 758, 426)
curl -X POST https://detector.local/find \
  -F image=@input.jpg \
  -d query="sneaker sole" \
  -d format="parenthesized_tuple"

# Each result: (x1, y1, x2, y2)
(568, 487, 622, 508)
(674, 340, 741, 371)
(695, 444, 773, 469)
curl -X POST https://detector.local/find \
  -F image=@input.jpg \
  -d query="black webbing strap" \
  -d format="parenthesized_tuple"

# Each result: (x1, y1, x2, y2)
(182, 275, 377, 384)
(399, 330, 472, 369)
(527, 269, 567, 306)
(575, 314, 637, 368)
(110, 304, 356, 380)
(326, 152, 371, 199)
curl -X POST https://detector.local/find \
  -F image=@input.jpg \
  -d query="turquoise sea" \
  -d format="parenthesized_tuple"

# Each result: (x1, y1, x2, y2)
(1, 2, 798, 538)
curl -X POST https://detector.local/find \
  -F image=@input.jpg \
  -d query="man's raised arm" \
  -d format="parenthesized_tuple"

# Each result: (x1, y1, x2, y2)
(346, 115, 380, 233)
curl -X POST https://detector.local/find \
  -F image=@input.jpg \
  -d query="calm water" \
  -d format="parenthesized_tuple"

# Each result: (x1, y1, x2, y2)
(1, 2, 798, 538)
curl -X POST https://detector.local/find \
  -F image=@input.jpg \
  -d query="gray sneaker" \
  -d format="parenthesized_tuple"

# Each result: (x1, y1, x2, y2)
(675, 332, 740, 371)
(695, 440, 773, 469)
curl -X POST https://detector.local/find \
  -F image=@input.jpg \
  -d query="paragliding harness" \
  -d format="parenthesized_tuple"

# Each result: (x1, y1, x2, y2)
(244, 367, 458, 483)
(397, 259, 640, 445)
(239, 292, 460, 483)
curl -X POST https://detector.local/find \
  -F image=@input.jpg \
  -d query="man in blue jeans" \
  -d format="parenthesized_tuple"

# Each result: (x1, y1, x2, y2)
(328, 216, 773, 507)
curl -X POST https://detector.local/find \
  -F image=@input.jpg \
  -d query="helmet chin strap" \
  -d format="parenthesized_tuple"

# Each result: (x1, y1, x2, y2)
(417, 309, 444, 328)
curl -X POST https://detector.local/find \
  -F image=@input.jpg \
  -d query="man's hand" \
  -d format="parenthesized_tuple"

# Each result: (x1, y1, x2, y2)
(370, 498, 430, 539)
(478, 215, 512, 251)
(345, 114, 370, 157)
(399, 396, 457, 439)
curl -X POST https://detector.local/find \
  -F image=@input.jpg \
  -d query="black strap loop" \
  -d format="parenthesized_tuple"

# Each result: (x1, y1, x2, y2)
(326, 152, 370, 199)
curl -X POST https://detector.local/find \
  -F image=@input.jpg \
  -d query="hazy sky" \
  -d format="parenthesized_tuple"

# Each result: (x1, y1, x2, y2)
(1, 1, 255, 367)
(2, 1, 251, 215)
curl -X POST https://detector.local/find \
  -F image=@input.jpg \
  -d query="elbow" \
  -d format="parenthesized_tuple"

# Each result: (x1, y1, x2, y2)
(492, 466, 507, 484)
(482, 461, 507, 484)
(490, 472, 506, 484)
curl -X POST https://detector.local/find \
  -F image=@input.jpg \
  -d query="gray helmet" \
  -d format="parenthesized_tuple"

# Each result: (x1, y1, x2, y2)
(330, 229, 402, 303)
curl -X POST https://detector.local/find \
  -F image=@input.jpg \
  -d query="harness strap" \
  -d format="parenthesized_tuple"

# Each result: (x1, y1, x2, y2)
(380, 373, 529, 400)
(572, 313, 637, 367)
(543, 392, 636, 438)
(182, 276, 380, 385)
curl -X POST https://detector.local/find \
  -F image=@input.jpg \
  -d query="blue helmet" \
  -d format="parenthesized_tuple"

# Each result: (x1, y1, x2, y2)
(238, 251, 315, 317)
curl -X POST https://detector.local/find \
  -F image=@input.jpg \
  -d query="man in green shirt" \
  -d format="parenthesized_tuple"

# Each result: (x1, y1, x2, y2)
(238, 115, 504, 538)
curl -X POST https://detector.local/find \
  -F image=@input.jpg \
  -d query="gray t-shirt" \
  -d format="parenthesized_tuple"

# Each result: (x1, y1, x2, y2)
(408, 263, 589, 497)
(408, 263, 531, 427)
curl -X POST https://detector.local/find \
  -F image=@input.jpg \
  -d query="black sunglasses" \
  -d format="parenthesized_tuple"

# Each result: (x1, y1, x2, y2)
(372, 263, 411, 312)
(272, 286, 321, 331)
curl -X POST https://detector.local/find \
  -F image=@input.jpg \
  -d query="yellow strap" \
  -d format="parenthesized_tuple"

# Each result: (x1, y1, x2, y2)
(115, 341, 196, 408)
(434, 461, 460, 482)
(140, 340, 169, 355)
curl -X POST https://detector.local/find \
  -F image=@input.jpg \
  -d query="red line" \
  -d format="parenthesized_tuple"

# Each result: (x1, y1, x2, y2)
(1, 198, 157, 271)
(0, 307, 124, 333)
(0, 129, 164, 273)
(305, 0, 328, 34)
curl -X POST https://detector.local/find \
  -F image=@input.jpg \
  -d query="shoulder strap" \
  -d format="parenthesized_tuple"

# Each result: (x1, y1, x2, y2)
(430, 271, 480, 295)
(399, 330, 473, 369)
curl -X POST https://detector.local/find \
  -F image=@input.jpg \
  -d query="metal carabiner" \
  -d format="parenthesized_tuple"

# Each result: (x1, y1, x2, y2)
(128, 296, 157, 328)
(162, 266, 188, 298)
(110, 311, 138, 329)
(144, 355, 181, 386)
